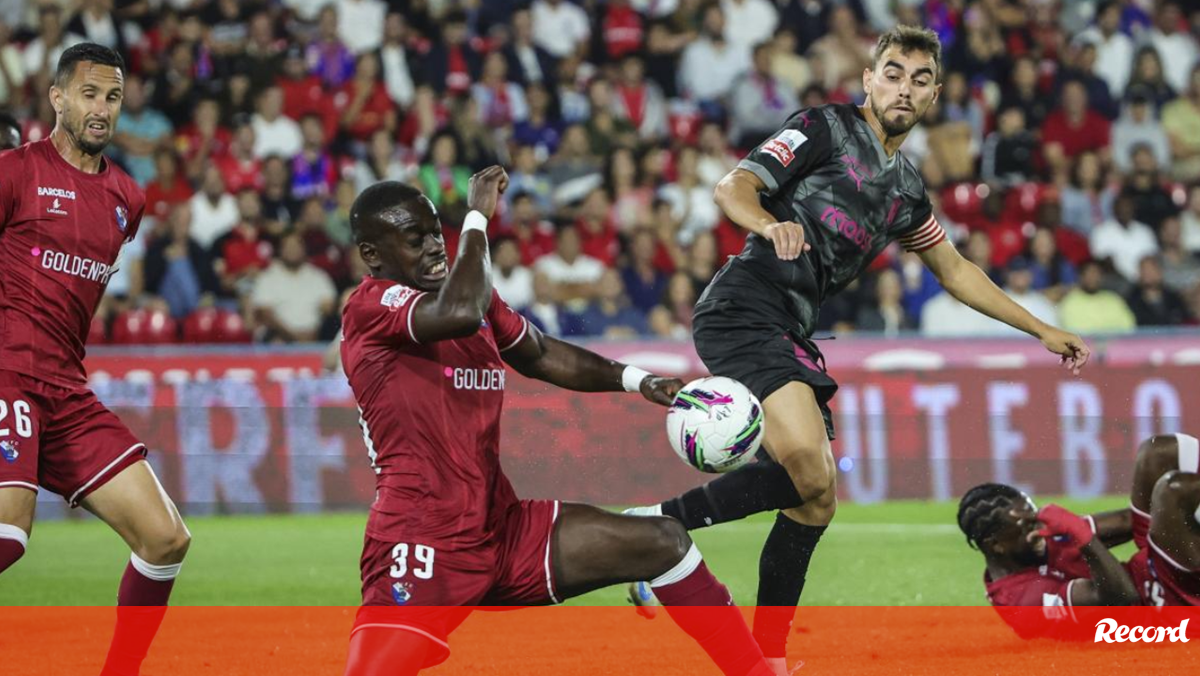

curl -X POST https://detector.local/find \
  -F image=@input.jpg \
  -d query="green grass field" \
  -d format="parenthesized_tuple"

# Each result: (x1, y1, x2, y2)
(1, 497, 1138, 606)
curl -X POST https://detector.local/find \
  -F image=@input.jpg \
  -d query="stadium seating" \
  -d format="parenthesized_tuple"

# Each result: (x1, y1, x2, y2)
(110, 308, 178, 345)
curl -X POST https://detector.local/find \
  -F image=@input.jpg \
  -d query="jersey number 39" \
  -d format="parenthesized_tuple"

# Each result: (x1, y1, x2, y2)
(390, 543, 435, 580)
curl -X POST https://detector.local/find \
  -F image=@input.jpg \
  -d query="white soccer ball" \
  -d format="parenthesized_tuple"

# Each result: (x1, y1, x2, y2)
(666, 376, 764, 474)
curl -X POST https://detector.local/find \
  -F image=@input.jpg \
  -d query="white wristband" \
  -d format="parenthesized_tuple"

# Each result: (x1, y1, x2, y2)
(462, 210, 489, 234)
(622, 365, 651, 393)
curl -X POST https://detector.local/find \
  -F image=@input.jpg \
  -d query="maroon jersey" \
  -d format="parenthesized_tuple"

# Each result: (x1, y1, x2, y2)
(985, 566, 1080, 610)
(0, 139, 144, 387)
(340, 276, 530, 550)
(1128, 538, 1200, 607)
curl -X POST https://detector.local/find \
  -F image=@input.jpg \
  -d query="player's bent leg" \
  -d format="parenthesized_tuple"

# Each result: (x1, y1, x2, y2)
(1148, 471, 1200, 570)
(0, 486, 36, 574)
(552, 504, 774, 676)
(81, 460, 189, 676)
(761, 382, 836, 526)
(345, 626, 433, 676)
(1132, 435, 1193, 513)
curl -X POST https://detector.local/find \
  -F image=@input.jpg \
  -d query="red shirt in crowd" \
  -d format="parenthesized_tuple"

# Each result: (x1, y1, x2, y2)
(1041, 110, 1111, 159)
(144, 177, 194, 221)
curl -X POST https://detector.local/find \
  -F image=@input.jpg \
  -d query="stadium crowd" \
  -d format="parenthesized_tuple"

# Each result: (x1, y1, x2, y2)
(2, 0, 1200, 344)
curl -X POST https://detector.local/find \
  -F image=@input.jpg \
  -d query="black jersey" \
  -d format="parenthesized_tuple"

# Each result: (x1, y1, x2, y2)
(699, 104, 946, 335)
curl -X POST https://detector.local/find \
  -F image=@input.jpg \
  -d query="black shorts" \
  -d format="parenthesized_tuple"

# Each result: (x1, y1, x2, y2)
(693, 298, 838, 440)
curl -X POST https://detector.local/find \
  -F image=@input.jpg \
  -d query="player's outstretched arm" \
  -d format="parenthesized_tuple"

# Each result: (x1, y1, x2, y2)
(917, 241, 1091, 375)
(410, 166, 508, 343)
(1088, 508, 1133, 548)
(501, 323, 683, 406)
(1027, 505, 1140, 606)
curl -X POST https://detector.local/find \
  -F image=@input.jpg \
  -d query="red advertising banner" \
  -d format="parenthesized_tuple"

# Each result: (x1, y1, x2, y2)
(73, 337, 1200, 513)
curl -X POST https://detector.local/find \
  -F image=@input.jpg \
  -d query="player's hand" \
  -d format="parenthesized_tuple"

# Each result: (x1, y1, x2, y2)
(763, 221, 810, 260)
(1036, 504, 1095, 549)
(467, 166, 509, 219)
(640, 376, 685, 407)
(1038, 326, 1090, 376)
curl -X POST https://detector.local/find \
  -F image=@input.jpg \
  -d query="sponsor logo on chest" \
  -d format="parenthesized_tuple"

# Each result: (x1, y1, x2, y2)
(39, 186, 76, 216)
(444, 366, 506, 391)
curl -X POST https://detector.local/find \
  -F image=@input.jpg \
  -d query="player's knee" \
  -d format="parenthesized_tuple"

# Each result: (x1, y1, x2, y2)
(136, 522, 191, 565)
(0, 522, 30, 571)
(784, 486, 837, 525)
(645, 516, 692, 570)
(775, 445, 833, 501)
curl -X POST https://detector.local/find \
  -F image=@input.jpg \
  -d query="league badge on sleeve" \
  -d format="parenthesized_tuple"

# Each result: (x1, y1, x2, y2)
(761, 129, 808, 168)
(115, 205, 128, 233)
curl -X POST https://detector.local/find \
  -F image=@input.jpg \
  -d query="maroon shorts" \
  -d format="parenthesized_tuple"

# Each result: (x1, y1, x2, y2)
(0, 371, 146, 507)
(353, 499, 561, 667)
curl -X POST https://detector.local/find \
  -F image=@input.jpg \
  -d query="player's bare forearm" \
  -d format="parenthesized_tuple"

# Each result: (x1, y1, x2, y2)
(427, 227, 492, 329)
(1089, 508, 1133, 548)
(504, 328, 624, 392)
(1073, 539, 1140, 606)
(714, 169, 774, 237)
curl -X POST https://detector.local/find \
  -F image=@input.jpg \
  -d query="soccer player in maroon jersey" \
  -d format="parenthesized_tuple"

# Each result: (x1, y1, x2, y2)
(339, 168, 777, 676)
(956, 484, 1138, 637)
(0, 44, 190, 675)
(1125, 433, 1200, 606)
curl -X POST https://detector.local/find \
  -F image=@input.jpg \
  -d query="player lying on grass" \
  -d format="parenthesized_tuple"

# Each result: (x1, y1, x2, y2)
(338, 168, 779, 676)
(1124, 433, 1200, 607)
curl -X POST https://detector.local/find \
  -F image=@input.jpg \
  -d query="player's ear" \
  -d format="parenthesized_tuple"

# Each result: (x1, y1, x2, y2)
(49, 84, 63, 117)
(862, 66, 873, 95)
(358, 241, 379, 266)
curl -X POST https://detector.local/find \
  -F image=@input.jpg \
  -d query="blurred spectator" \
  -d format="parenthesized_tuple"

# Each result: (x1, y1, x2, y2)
(1146, 1, 1198, 94)
(144, 203, 219, 319)
(922, 101, 975, 187)
(417, 131, 472, 209)
(769, 28, 811, 94)
(1126, 256, 1188, 327)
(940, 70, 986, 153)
(154, 41, 203, 127)
(809, 5, 872, 92)
(423, 11, 481, 96)
(380, 13, 417, 109)
(602, 0, 645, 61)
(1000, 55, 1052, 131)
(722, 0, 778, 51)
(450, 96, 502, 172)
(1058, 41, 1118, 121)
(1182, 185, 1200, 253)
(294, 197, 349, 286)
(505, 145, 554, 212)
(208, 0, 249, 62)
(279, 45, 337, 139)
(1091, 192, 1159, 282)
(22, 6, 83, 83)
(144, 148, 194, 222)
(188, 165, 239, 250)
(660, 145, 720, 245)
(544, 123, 603, 205)
(492, 236, 534, 311)
(980, 106, 1037, 187)
(504, 192, 558, 265)
(251, 233, 337, 343)
(605, 147, 652, 234)
(1002, 257, 1059, 329)
(1112, 92, 1171, 173)
(261, 156, 298, 226)
(1076, 1, 1134, 98)
(728, 42, 798, 149)
(855, 269, 912, 336)
(1059, 151, 1115, 237)
(215, 120, 265, 194)
(564, 268, 648, 338)
(531, 0, 591, 59)
(649, 271, 696, 339)
(1161, 65, 1200, 183)
(111, 75, 171, 186)
(236, 11, 286, 91)
(621, 227, 669, 314)
(177, 98, 231, 182)
(576, 188, 620, 265)
(513, 83, 562, 158)
(503, 8, 558, 87)
(586, 78, 638, 156)
(1125, 144, 1178, 230)
(307, 5, 356, 89)
(1125, 45, 1176, 112)
(1041, 79, 1111, 181)
(1156, 216, 1200, 294)
(643, 19, 688, 99)
(0, 21, 25, 110)
(696, 121, 738, 189)
(336, 0, 386, 56)
(526, 271, 564, 336)
(214, 189, 275, 297)
(684, 230, 721, 295)
(252, 86, 302, 159)
(1059, 260, 1136, 334)
(472, 51, 530, 128)
(534, 223, 604, 309)
(611, 53, 668, 141)
(679, 5, 750, 110)
(326, 179, 357, 247)
(964, 229, 1005, 286)
(289, 113, 334, 199)
(337, 53, 397, 143)
(1026, 227, 1078, 303)
(353, 129, 409, 196)
(920, 288, 1001, 336)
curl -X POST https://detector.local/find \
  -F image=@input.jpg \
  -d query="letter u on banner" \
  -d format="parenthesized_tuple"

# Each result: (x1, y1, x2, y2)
(838, 385, 888, 503)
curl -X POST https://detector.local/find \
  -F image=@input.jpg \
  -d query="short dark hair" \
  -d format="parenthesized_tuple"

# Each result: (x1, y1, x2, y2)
(872, 25, 942, 81)
(55, 43, 125, 89)
(350, 181, 428, 244)
(957, 483, 1027, 551)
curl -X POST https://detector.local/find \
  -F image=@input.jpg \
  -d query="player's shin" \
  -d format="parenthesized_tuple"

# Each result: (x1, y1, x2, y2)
(101, 554, 183, 676)
(659, 459, 803, 530)
(753, 513, 826, 660)
(651, 544, 776, 676)
(0, 523, 28, 573)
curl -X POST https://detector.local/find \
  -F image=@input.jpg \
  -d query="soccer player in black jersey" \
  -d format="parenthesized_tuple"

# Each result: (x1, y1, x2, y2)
(627, 26, 1091, 674)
